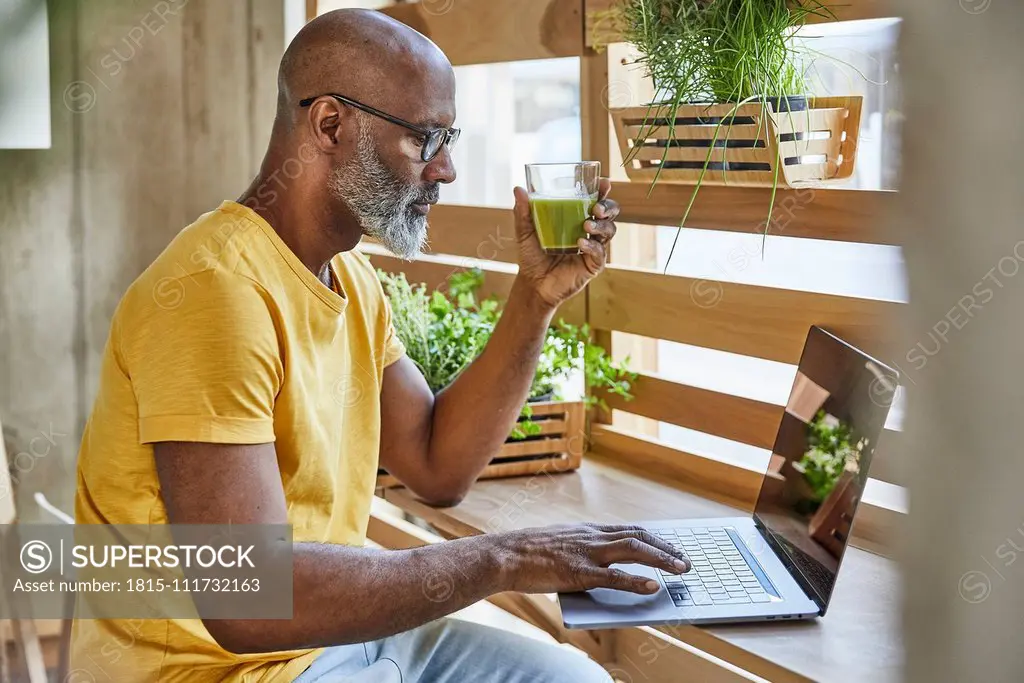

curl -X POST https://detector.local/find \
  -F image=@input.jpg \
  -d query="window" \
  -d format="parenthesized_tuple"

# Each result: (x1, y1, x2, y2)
(444, 58, 581, 208)
(0, 0, 51, 149)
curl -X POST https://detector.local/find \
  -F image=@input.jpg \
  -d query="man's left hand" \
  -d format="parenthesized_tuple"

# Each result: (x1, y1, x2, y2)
(512, 177, 618, 309)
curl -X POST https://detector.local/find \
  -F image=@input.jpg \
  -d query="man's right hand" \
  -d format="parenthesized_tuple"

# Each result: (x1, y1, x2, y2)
(490, 523, 692, 595)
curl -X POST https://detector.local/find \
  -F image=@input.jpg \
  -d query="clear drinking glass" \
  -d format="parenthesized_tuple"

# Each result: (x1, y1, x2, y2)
(524, 162, 601, 254)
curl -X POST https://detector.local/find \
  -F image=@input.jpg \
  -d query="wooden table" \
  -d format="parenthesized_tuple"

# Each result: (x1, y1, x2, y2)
(379, 457, 901, 683)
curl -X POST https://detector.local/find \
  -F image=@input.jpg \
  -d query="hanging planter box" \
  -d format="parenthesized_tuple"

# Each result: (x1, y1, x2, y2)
(611, 96, 863, 188)
(375, 400, 586, 489)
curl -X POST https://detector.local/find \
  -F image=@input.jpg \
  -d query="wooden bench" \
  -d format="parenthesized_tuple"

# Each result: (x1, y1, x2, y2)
(373, 457, 901, 683)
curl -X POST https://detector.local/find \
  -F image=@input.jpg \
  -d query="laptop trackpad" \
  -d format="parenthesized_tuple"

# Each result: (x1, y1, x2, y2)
(583, 563, 668, 608)
(559, 562, 682, 627)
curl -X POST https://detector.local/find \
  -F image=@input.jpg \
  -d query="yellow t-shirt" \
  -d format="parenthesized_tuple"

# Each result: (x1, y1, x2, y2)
(71, 200, 405, 682)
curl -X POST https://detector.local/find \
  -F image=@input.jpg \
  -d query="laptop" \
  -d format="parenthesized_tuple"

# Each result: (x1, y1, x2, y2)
(559, 326, 899, 628)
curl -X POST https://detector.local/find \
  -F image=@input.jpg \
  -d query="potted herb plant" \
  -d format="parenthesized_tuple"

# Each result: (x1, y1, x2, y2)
(593, 0, 863, 261)
(376, 268, 636, 483)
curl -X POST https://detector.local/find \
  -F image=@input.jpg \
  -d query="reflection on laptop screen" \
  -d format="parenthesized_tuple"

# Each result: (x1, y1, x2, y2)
(753, 326, 898, 609)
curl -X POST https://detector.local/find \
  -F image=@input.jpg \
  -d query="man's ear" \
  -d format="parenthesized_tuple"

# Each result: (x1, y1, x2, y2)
(306, 100, 346, 150)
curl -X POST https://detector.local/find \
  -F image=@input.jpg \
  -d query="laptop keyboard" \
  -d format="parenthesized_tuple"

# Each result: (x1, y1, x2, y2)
(654, 527, 774, 607)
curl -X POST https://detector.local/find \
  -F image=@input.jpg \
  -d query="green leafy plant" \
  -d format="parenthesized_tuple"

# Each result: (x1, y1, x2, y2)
(378, 268, 637, 440)
(381, 268, 498, 391)
(792, 410, 867, 503)
(593, 0, 841, 265)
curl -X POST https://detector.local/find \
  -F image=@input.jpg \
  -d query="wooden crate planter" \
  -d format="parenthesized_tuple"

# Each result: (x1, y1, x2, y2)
(611, 96, 863, 188)
(376, 400, 586, 488)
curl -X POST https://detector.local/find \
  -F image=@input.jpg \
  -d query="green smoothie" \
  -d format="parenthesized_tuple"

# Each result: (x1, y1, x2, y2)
(529, 194, 597, 253)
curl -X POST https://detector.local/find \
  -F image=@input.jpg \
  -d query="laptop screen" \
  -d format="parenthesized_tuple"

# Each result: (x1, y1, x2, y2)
(752, 326, 898, 610)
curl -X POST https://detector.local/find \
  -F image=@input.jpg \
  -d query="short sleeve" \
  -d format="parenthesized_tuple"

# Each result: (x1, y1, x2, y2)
(382, 298, 406, 368)
(126, 271, 283, 445)
(355, 250, 405, 369)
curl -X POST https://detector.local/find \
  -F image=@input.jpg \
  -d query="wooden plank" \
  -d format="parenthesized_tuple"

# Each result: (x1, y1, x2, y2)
(425, 205, 518, 263)
(608, 181, 897, 244)
(580, 49, 615, 426)
(377, 401, 584, 488)
(611, 627, 770, 683)
(625, 124, 768, 142)
(585, 0, 897, 49)
(601, 40, 661, 436)
(603, 373, 782, 450)
(381, 0, 584, 66)
(621, 168, 788, 189)
(629, 145, 772, 164)
(365, 251, 587, 326)
(589, 266, 897, 364)
(581, 50, 611, 172)
(590, 423, 762, 509)
(601, 373, 906, 488)
(499, 437, 568, 458)
(531, 419, 567, 436)
(366, 249, 517, 298)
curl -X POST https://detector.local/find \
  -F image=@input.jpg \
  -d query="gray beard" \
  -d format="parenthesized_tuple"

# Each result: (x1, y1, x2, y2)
(329, 124, 429, 260)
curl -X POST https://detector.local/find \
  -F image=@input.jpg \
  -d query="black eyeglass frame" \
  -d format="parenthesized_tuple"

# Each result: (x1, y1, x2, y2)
(299, 93, 460, 162)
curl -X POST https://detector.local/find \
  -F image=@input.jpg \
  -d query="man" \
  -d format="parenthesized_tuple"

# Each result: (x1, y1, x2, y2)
(72, 9, 689, 682)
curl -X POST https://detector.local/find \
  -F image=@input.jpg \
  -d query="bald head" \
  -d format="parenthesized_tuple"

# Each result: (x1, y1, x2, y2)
(245, 8, 457, 263)
(277, 9, 453, 127)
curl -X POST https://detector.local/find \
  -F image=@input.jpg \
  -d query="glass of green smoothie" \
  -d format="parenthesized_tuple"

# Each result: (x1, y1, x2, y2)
(525, 162, 601, 254)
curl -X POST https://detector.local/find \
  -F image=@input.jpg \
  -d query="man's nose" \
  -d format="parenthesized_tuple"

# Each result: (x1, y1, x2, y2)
(424, 145, 456, 185)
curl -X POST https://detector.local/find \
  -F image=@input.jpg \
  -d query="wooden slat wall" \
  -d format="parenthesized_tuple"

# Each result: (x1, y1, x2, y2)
(423, 206, 518, 264)
(600, 373, 905, 487)
(589, 427, 902, 550)
(590, 266, 897, 364)
(380, 0, 584, 66)
(590, 423, 763, 509)
(365, 251, 586, 326)
(580, 46, 617, 426)
(611, 182, 898, 245)
(589, 263, 905, 488)
(369, 0, 908, 496)
(602, 373, 782, 450)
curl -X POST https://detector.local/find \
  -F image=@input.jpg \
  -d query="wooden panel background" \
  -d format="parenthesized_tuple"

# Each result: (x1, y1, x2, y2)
(367, 0, 907, 496)
(421, 206, 518, 264)
(611, 182, 898, 245)
(590, 266, 897, 363)
(365, 250, 586, 326)
(381, 0, 584, 66)
(601, 373, 905, 487)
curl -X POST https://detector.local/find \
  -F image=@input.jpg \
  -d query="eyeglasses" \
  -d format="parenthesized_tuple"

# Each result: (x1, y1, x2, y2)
(299, 93, 460, 163)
